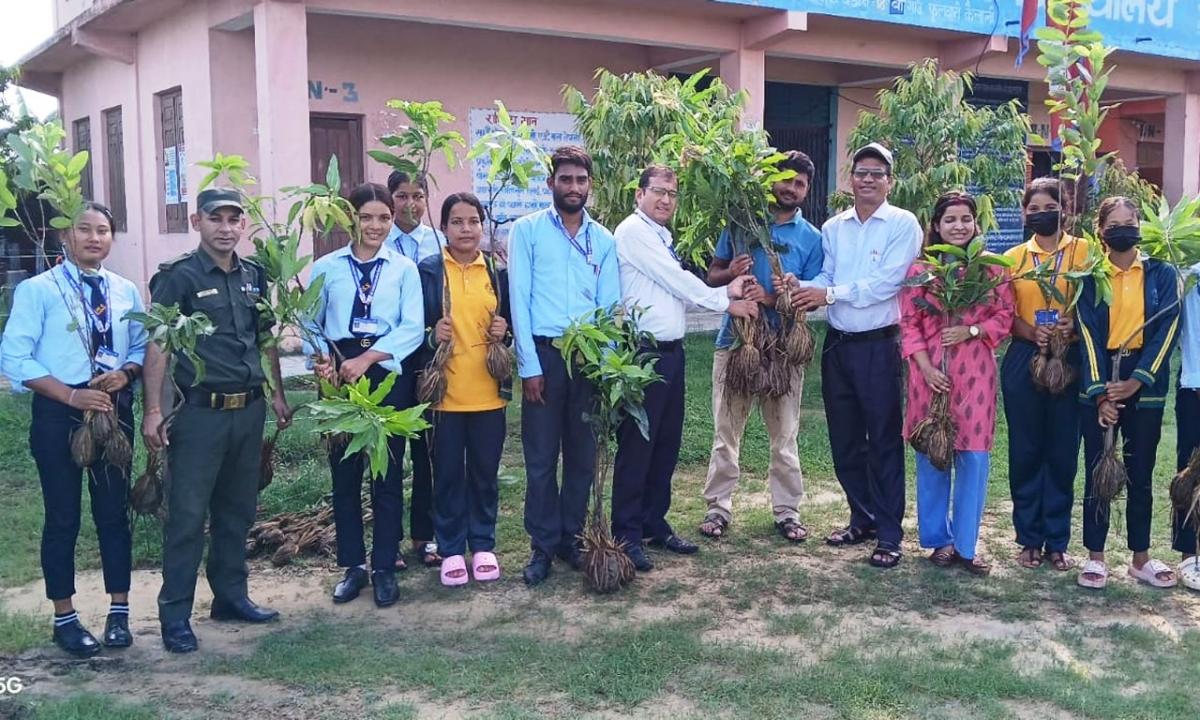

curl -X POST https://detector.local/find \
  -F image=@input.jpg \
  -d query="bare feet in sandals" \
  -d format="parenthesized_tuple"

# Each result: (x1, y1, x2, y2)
(1046, 551, 1076, 571)
(1017, 546, 1043, 569)
(929, 546, 957, 567)
(699, 513, 728, 539)
(775, 518, 808, 543)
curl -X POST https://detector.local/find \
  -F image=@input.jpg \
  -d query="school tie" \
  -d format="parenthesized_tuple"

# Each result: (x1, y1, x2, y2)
(81, 274, 112, 352)
(349, 258, 381, 334)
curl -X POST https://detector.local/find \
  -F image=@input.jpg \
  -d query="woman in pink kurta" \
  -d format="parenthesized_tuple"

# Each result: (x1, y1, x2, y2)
(899, 191, 1014, 575)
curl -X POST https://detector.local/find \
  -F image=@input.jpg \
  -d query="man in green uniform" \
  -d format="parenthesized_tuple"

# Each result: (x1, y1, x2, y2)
(142, 188, 292, 654)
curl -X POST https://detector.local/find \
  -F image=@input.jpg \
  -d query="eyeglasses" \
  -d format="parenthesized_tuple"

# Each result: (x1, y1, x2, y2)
(851, 169, 890, 180)
(647, 186, 679, 200)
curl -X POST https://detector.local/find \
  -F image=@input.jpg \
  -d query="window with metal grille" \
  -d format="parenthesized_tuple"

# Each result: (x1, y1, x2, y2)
(72, 116, 93, 201)
(103, 107, 127, 231)
(156, 88, 187, 233)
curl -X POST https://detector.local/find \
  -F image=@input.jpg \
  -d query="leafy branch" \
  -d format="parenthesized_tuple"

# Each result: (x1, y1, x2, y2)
(466, 100, 550, 249)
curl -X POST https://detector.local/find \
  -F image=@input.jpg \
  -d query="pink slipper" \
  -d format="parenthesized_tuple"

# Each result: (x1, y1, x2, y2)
(472, 551, 501, 582)
(440, 554, 469, 587)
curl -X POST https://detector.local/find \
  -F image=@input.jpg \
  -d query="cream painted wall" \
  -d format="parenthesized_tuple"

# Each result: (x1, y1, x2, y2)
(305, 15, 651, 204)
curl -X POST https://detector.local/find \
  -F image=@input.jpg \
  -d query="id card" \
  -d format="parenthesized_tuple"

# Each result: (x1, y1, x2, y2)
(1034, 309, 1060, 327)
(95, 347, 120, 371)
(351, 317, 381, 336)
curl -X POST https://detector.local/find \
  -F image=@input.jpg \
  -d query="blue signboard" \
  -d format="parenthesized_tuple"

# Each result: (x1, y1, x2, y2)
(717, 0, 1200, 62)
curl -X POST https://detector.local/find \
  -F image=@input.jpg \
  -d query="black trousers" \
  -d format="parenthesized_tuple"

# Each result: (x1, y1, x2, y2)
(1000, 340, 1080, 553)
(821, 328, 906, 546)
(611, 342, 683, 545)
(1173, 374, 1199, 554)
(401, 354, 434, 544)
(31, 390, 133, 601)
(431, 408, 506, 557)
(159, 394, 264, 623)
(1080, 354, 1163, 553)
(330, 341, 406, 570)
(521, 341, 596, 555)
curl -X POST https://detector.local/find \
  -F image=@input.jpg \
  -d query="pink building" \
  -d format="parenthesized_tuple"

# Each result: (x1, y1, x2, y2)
(17, 0, 1200, 289)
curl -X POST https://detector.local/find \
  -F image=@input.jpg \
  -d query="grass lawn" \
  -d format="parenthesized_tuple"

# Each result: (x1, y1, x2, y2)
(2, 325, 1199, 719)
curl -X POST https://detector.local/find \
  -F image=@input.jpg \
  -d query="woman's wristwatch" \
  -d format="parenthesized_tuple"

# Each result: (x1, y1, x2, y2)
(968, 325, 980, 338)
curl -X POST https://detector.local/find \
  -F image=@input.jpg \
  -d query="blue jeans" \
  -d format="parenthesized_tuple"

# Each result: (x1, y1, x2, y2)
(916, 451, 989, 560)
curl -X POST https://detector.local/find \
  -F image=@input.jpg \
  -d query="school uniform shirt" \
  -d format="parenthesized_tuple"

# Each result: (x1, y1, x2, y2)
(614, 209, 729, 342)
(507, 205, 620, 378)
(1076, 256, 1180, 408)
(1, 261, 147, 389)
(806, 202, 923, 333)
(713, 208, 824, 349)
(302, 244, 424, 375)
(1180, 263, 1200, 390)
(438, 250, 506, 412)
(1108, 257, 1146, 350)
(387, 223, 444, 264)
(1004, 234, 1090, 327)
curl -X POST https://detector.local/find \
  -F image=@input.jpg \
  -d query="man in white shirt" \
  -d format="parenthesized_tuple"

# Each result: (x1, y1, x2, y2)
(611, 165, 758, 570)
(790, 143, 922, 569)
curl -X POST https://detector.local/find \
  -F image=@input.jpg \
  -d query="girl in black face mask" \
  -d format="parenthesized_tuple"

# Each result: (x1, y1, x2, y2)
(1075, 196, 1181, 590)
(1001, 178, 1088, 572)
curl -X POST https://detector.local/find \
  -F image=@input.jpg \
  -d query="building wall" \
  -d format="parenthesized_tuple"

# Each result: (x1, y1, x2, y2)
(305, 14, 651, 199)
(60, 56, 143, 280)
(54, 0, 98, 28)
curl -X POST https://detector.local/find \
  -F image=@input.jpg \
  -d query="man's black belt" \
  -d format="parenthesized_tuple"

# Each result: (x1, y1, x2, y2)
(648, 339, 683, 352)
(533, 335, 557, 347)
(185, 386, 264, 410)
(335, 336, 379, 352)
(826, 325, 900, 343)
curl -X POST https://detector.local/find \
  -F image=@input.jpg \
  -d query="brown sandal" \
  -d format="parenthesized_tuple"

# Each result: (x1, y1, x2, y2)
(1018, 546, 1043, 569)
(1046, 551, 1076, 571)
(960, 555, 991, 576)
(699, 513, 729, 538)
(929, 546, 958, 567)
(775, 518, 809, 543)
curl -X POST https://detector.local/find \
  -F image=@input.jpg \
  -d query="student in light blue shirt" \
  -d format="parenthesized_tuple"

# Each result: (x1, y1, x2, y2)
(507, 145, 620, 586)
(0, 202, 146, 657)
(384, 170, 441, 564)
(305, 183, 423, 609)
(1175, 263, 1200, 591)
(386, 171, 445, 264)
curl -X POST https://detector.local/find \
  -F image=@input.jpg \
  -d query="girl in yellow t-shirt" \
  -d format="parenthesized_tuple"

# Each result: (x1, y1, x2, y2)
(417, 192, 512, 587)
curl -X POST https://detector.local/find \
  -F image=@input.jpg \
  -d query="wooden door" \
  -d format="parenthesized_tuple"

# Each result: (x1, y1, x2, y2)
(309, 113, 365, 258)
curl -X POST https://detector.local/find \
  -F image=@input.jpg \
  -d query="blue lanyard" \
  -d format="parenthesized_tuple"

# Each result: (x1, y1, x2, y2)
(394, 233, 417, 261)
(346, 256, 384, 310)
(1031, 248, 1066, 274)
(552, 213, 593, 266)
(638, 212, 679, 261)
(63, 266, 111, 335)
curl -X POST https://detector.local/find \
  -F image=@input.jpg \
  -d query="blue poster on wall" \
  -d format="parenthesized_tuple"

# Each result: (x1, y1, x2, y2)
(717, 0, 1199, 61)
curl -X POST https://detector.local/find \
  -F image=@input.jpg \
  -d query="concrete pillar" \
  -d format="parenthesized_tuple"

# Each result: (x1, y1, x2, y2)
(1163, 90, 1200, 202)
(720, 48, 765, 129)
(253, 0, 311, 214)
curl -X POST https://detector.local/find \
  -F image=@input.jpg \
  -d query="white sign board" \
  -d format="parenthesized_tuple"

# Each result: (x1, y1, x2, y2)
(468, 108, 582, 229)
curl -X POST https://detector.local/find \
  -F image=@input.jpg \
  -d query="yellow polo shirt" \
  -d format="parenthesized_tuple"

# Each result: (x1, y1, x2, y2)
(1004, 234, 1090, 327)
(440, 250, 505, 412)
(1107, 256, 1145, 351)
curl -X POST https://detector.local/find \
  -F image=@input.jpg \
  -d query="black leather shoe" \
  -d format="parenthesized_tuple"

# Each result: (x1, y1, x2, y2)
(626, 544, 654, 572)
(556, 542, 583, 571)
(649, 534, 700, 555)
(161, 620, 198, 654)
(332, 567, 369, 604)
(102, 613, 133, 648)
(523, 550, 553, 586)
(371, 570, 399, 608)
(210, 597, 279, 623)
(53, 618, 101, 658)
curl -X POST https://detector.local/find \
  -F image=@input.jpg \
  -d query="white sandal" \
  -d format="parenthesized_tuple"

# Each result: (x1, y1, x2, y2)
(1179, 558, 1200, 592)
(1077, 559, 1108, 589)
(1127, 558, 1178, 588)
